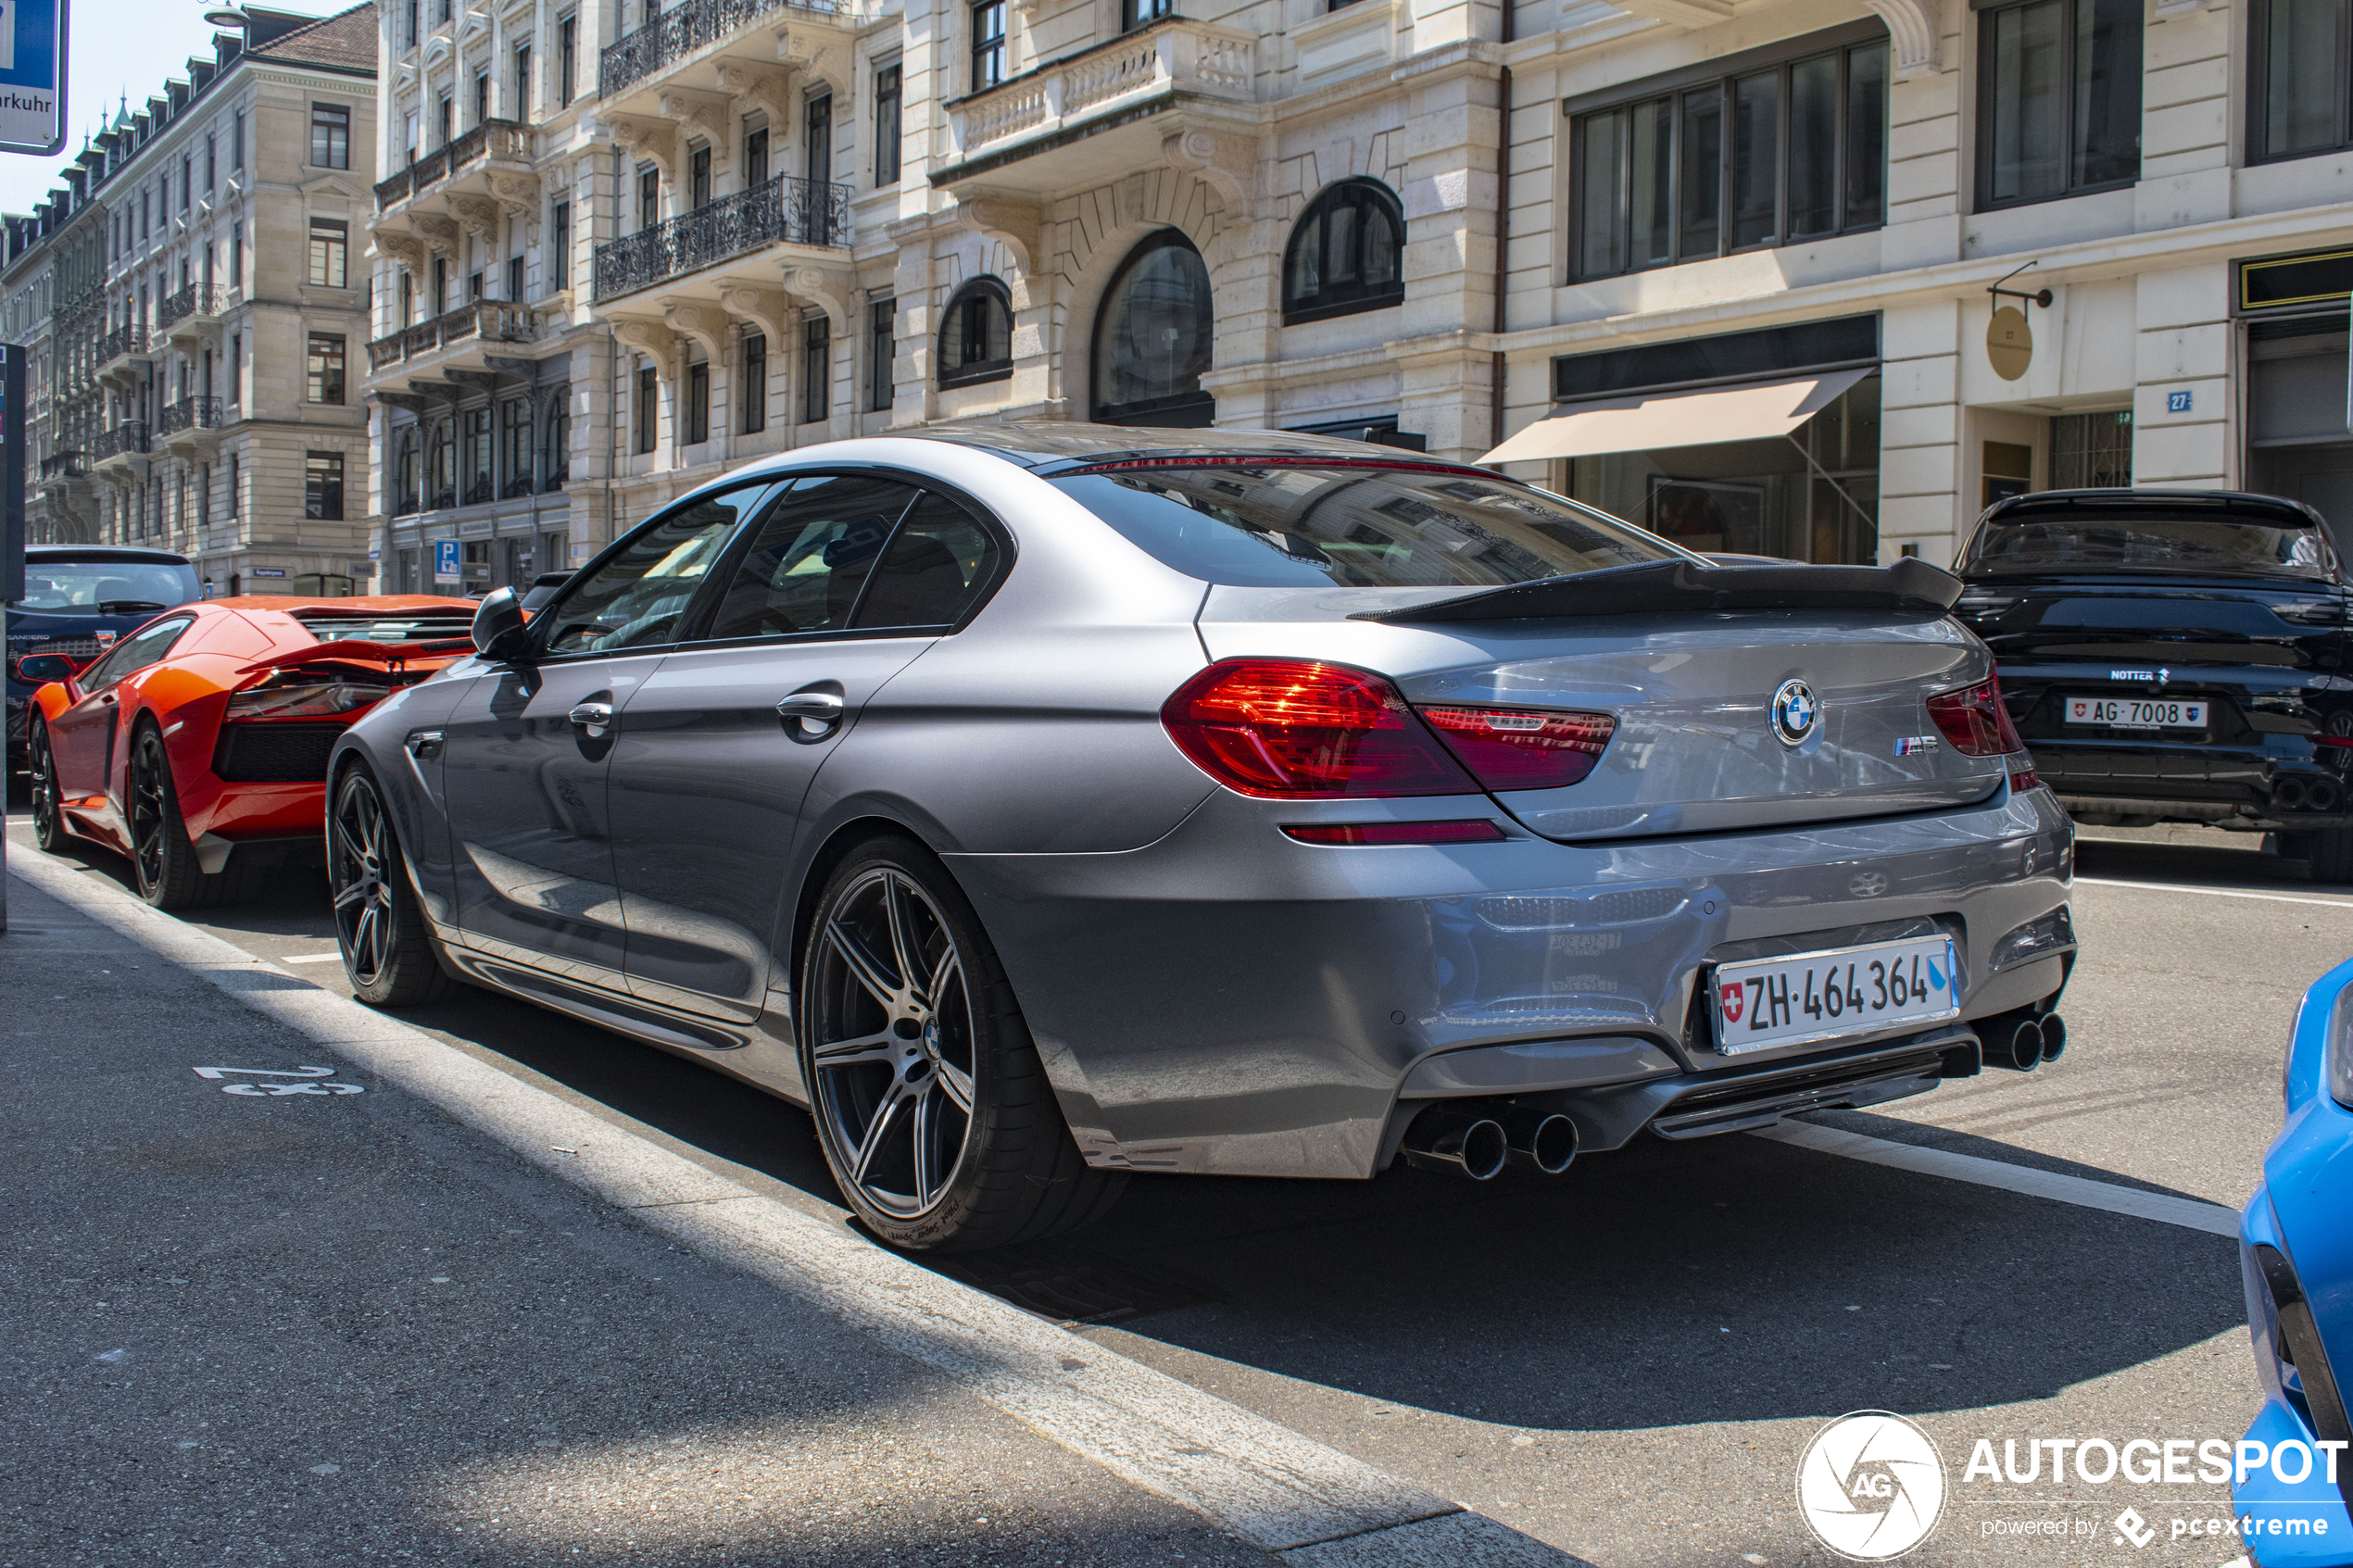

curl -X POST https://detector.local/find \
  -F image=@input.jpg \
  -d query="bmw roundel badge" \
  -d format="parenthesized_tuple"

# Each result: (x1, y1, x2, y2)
(1770, 679, 1819, 746)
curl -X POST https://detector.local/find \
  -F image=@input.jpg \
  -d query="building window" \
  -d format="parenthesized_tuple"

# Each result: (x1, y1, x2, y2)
(1092, 230, 1214, 426)
(2250, 0, 2351, 162)
(1976, 0, 2140, 209)
(635, 363, 658, 453)
(806, 94, 835, 242)
(305, 451, 346, 521)
(307, 332, 346, 405)
(1282, 180, 1403, 324)
(686, 358, 710, 444)
(228, 453, 240, 519)
(311, 104, 351, 169)
(741, 331, 766, 433)
(308, 219, 348, 288)
(1125, 0, 1174, 27)
(744, 122, 770, 184)
(513, 44, 532, 119)
(506, 253, 523, 299)
(181, 156, 192, 209)
(548, 200, 571, 289)
(501, 397, 532, 495)
(396, 428, 421, 513)
(398, 270, 415, 326)
(228, 332, 240, 403)
(464, 407, 493, 503)
(473, 69, 490, 128)
(802, 316, 830, 423)
(559, 15, 577, 106)
(231, 224, 243, 292)
(205, 134, 216, 191)
(437, 94, 454, 147)
(874, 63, 902, 184)
(431, 420, 456, 507)
(689, 144, 711, 208)
(1570, 27, 1888, 281)
(869, 297, 895, 412)
(233, 108, 245, 170)
(937, 278, 1013, 388)
(547, 402, 571, 486)
(971, 0, 1005, 92)
(637, 165, 661, 232)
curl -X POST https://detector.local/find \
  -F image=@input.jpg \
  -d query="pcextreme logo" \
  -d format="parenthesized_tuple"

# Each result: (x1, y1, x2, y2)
(1797, 1411, 1948, 1561)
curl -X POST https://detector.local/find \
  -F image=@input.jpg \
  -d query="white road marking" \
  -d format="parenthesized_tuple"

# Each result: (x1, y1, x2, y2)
(1754, 1121, 2242, 1237)
(2075, 876, 2353, 910)
(10, 852, 1586, 1568)
(278, 952, 346, 965)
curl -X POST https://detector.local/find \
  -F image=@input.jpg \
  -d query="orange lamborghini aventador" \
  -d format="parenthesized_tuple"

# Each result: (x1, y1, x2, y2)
(22, 595, 478, 909)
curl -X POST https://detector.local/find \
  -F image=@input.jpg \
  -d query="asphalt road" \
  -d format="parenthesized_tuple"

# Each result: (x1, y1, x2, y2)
(6, 805, 2336, 1568)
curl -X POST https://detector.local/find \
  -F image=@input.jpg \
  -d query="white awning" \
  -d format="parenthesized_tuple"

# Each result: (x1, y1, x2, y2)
(1481, 366, 1873, 464)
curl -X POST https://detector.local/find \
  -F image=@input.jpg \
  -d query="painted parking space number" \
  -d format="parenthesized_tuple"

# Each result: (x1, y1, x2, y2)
(193, 1065, 364, 1097)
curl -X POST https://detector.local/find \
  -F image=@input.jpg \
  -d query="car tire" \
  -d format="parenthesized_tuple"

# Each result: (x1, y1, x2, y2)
(330, 764, 454, 1009)
(127, 724, 245, 910)
(2305, 826, 2353, 885)
(799, 834, 1124, 1252)
(27, 715, 65, 854)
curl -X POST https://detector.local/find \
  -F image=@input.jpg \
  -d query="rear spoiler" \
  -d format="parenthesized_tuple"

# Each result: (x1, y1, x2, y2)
(234, 636, 476, 677)
(1352, 557, 1964, 624)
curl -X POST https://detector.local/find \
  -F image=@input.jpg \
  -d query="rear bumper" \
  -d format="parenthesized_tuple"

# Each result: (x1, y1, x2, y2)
(948, 784, 2074, 1180)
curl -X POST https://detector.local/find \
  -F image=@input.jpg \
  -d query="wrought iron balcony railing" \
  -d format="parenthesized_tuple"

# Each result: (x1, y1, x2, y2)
(95, 324, 146, 366)
(90, 422, 149, 459)
(598, 0, 847, 101)
(374, 120, 533, 211)
(157, 285, 228, 332)
(365, 300, 538, 371)
(38, 451, 85, 481)
(157, 395, 224, 438)
(592, 175, 849, 302)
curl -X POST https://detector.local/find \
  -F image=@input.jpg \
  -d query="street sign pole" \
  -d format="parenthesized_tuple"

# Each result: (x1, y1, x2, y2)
(0, 0, 67, 157)
(1, 344, 25, 935)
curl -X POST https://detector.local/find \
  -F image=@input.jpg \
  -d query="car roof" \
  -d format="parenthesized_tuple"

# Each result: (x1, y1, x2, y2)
(25, 545, 195, 564)
(791, 420, 1432, 471)
(1981, 488, 2322, 529)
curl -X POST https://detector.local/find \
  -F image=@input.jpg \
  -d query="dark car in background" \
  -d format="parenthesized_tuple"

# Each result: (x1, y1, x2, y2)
(1953, 490, 2353, 874)
(6, 546, 202, 770)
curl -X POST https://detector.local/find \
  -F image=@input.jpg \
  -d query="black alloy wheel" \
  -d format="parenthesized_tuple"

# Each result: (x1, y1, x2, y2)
(127, 726, 215, 909)
(27, 716, 63, 853)
(329, 765, 452, 1008)
(800, 836, 1123, 1251)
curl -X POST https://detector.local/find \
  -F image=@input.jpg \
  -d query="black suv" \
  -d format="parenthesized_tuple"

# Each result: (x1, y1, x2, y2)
(6, 546, 201, 768)
(1954, 489, 2353, 873)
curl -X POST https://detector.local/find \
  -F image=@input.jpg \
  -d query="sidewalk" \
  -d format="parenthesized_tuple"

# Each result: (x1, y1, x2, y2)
(0, 873, 1271, 1567)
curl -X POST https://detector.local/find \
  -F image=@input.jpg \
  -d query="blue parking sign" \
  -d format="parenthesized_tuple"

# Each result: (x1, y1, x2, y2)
(0, 0, 66, 157)
(433, 538, 462, 583)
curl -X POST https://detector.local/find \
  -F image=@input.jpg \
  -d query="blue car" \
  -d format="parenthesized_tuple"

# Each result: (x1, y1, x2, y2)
(2236, 956, 2353, 1564)
(5, 546, 201, 768)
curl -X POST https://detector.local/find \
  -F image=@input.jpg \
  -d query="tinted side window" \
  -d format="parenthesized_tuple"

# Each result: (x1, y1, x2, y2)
(851, 492, 1002, 630)
(701, 474, 923, 641)
(543, 488, 771, 655)
(81, 617, 195, 692)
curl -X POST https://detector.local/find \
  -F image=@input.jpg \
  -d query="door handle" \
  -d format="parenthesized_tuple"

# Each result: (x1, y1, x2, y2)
(568, 701, 614, 735)
(775, 692, 845, 720)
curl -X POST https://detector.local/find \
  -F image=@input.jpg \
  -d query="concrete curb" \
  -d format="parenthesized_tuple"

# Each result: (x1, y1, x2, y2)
(7, 848, 1593, 1567)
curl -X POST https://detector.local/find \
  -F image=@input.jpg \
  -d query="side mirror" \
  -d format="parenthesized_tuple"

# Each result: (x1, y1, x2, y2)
(470, 586, 533, 663)
(12, 654, 76, 685)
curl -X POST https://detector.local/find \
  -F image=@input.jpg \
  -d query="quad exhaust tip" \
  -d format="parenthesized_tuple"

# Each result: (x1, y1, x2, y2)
(1402, 1104, 1579, 1180)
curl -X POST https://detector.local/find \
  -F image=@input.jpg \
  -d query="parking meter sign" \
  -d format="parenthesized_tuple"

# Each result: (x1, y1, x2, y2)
(0, 0, 66, 157)
(433, 539, 462, 583)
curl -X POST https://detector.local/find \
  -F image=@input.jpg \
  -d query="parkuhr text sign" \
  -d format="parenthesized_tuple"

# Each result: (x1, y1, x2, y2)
(0, 0, 65, 157)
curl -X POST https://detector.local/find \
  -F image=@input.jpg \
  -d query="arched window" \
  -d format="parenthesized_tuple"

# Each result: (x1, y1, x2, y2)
(937, 276, 1013, 388)
(1091, 230, 1214, 427)
(1282, 180, 1403, 324)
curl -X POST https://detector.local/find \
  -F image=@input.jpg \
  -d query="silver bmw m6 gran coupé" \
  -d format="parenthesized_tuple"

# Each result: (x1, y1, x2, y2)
(332, 424, 2077, 1249)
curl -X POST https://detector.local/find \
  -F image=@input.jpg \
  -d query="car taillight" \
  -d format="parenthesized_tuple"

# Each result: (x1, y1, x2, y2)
(1417, 706, 1616, 790)
(1282, 820, 1505, 846)
(1925, 678, 2027, 756)
(1160, 659, 1480, 798)
(2008, 759, 2040, 793)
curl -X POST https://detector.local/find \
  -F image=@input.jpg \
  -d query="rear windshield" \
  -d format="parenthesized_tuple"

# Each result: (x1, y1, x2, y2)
(1960, 513, 2336, 580)
(17, 558, 201, 615)
(1049, 464, 1683, 588)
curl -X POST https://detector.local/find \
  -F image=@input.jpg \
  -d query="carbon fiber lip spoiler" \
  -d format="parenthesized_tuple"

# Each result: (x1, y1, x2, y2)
(1351, 557, 1965, 623)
